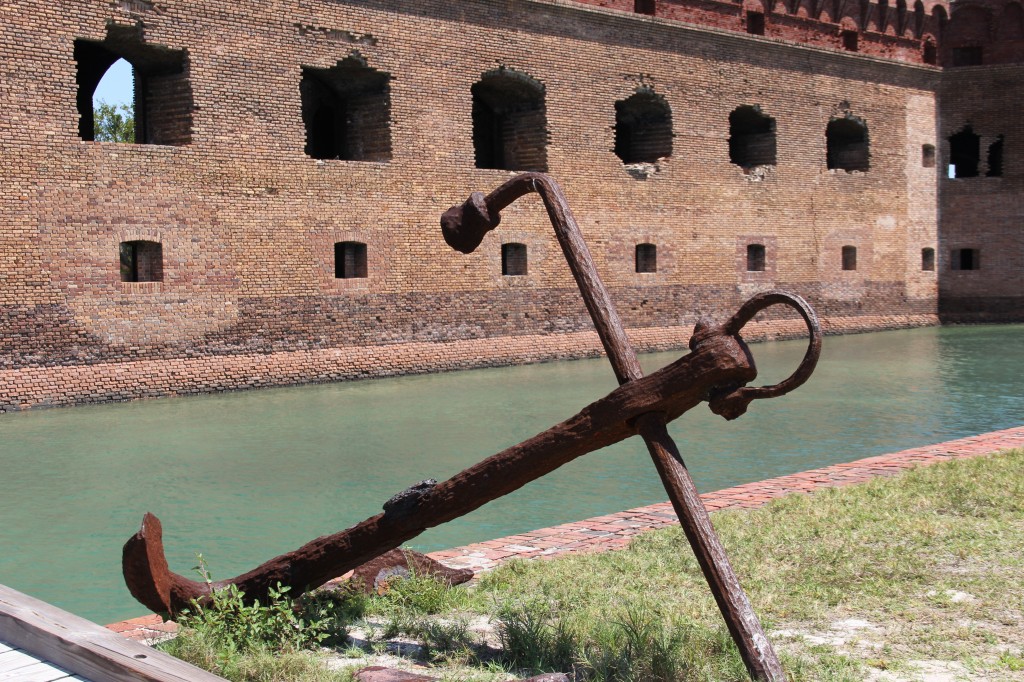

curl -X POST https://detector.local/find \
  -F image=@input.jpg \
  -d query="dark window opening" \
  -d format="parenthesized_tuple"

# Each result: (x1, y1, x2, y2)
(948, 126, 980, 178)
(842, 30, 859, 51)
(923, 40, 937, 64)
(922, 144, 936, 167)
(986, 135, 1004, 177)
(120, 240, 163, 282)
(334, 242, 368, 279)
(635, 0, 656, 15)
(951, 46, 983, 66)
(729, 105, 777, 169)
(826, 116, 870, 171)
(635, 243, 657, 273)
(301, 56, 392, 162)
(950, 248, 979, 271)
(877, 0, 890, 32)
(921, 247, 935, 271)
(842, 245, 858, 271)
(502, 243, 528, 276)
(747, 244, 766, 272)
(472, 69, 548, 172)
(914, 1, 926, 37)
(747, 11, 766, 35)
(614, 91, 673, 164)
(75, 25, 191, 145)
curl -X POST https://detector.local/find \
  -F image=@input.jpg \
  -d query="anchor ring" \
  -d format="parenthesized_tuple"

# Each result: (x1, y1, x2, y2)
(709, 290, 822, 418)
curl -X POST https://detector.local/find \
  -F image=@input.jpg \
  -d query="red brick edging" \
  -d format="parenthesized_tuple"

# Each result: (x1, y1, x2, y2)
(110, 424, 1024, 641)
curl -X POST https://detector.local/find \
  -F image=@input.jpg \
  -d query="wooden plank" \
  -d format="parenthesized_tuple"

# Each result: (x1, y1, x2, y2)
(0, 649, 40, 673)
(0, 659, 75, 681)
(0, 584, 225, 682)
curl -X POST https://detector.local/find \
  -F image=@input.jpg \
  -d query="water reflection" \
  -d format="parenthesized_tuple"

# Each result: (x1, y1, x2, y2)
(0, 324, 1021, 624)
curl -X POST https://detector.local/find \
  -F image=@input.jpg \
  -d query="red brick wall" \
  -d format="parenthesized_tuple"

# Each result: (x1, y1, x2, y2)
(0, 0, 948, 407)
(936, 0, 1024, 321)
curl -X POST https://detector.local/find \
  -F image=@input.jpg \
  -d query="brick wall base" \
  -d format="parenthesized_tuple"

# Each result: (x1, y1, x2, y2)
(0, 313, 937, 412)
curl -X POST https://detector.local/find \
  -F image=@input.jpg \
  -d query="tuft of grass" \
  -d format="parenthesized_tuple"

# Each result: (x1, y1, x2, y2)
(159, 557, 362, 681)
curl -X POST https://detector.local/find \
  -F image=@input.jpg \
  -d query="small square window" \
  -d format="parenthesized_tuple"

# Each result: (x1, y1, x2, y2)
(842, 30, 859, 52)
(950, 248, 979, 271)
(951, 46, 983, 66)
(120, 240, 163, 282)
(634, 0, 656, 15)
(502, 243, 527, 276)
(921, 247, 935, 271)
(921, 144, 936, 168)
(747, 244, 766, 272)
(842, 245, 857, 271)
(335, 241, 368, 278)
(746, 11, 766, 35)
(636, 243, 657, 273)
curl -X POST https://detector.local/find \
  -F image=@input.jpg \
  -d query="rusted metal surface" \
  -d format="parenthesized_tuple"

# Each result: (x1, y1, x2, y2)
(123, 173, 821, 681)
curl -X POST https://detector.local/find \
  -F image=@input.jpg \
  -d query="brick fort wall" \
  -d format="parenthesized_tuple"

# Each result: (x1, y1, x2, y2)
(0, 0, 960, 409)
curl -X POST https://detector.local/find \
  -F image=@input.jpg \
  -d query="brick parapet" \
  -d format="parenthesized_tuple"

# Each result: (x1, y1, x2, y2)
(109, 423, 1023, 642)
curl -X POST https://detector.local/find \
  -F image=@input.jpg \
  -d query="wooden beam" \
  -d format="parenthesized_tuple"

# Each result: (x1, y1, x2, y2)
(0, 584, 224, 682)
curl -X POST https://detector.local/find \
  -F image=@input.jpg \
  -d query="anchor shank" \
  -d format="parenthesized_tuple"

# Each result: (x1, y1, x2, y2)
(463, 173, 786, 679)
(635, 413, 786, 682)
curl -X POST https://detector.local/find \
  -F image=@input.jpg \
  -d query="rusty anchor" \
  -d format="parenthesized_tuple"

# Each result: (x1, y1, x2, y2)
(123, 173, 821, 682)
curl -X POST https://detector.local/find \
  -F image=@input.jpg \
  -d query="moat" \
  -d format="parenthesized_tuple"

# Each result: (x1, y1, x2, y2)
(1, 324, 1023, 625)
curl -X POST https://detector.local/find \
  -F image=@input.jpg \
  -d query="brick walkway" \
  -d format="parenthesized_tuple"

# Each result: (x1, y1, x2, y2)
(110, 424, 1024, 641)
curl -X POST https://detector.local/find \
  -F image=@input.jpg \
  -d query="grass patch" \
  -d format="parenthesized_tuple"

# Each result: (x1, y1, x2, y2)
(165, 449, 1024, 681)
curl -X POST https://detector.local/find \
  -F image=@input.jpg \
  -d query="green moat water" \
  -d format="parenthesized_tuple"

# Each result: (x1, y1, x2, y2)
(2, 324, 1023, 625)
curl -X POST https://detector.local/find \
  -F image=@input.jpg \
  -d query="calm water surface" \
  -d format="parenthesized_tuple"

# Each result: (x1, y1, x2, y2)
(1, 324, 1022, 624)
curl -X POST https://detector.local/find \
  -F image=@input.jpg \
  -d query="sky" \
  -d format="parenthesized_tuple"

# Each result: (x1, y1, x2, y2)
(93, 59, 134, 108)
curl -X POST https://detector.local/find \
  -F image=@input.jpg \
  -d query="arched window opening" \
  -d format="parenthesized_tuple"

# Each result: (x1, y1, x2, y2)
(75, 25, 191, 145)
(948, 126, 980, 178)
(842, 29, 860, 51)
(987, 135, 1004, 177)
(747, 244, 766, 272)
(921, 247, 935, 271)
(950, 248, 979, 271)
(502, 243, 528, 276)
(301, 56, 392, 162)
(614, 91, 673, 164)
(472, 69, 548, 172)
(914, 1, 926, 36)
(334, 241, 368, 279)
(635, 244, 657, 273)
(635, 0, 656, 15)
(747, 11, 767, 34)
(842, 245, 858, 270)
(922, 144, 936, 167)
(92, 59, 135, 142)
(877, 0, 890, 33)
(729, 105, 777, 169)
(923, 39, 938, 64)
(120, 241, 163, 282)
(826, 116, 870, 172)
